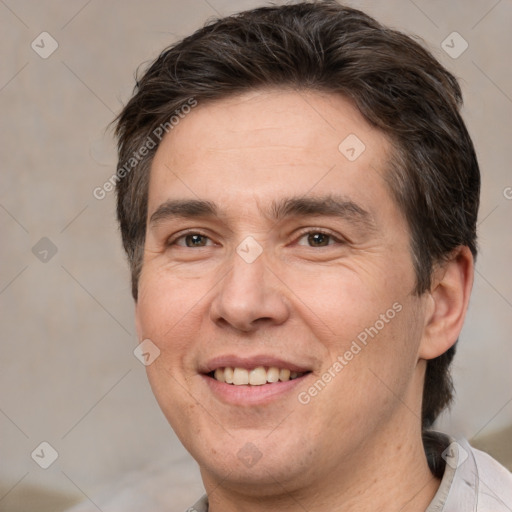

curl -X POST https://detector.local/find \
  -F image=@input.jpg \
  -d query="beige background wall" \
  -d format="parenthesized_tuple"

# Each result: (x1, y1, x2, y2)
(1, 1, 511, 511)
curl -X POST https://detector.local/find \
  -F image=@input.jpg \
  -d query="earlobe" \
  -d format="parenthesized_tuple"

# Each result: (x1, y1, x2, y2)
(418, 246, 474, 360)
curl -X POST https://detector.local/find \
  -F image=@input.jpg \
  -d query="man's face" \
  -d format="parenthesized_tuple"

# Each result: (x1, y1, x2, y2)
(136, 90, 429, 492)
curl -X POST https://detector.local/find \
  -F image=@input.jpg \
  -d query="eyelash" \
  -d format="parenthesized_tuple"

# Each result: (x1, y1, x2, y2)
(167, 228, 345, 248)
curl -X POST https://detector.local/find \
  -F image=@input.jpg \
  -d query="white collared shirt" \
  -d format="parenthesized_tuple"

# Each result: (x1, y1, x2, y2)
(426, 437, 512, 511)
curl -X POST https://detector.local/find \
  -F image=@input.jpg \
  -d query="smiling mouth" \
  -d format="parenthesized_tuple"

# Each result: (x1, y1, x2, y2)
(208, 366, 310, 386)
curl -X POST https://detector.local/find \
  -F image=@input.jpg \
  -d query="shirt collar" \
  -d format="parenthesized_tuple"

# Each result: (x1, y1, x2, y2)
(425, 433, 479, 511)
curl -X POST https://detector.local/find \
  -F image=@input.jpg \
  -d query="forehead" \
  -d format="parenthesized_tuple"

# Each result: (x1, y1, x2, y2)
(148, 89, 395, 221)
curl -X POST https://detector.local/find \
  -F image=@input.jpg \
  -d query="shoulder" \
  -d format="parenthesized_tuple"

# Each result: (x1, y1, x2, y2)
(425, 433, 512, 512)
(471, 445, 512, 511)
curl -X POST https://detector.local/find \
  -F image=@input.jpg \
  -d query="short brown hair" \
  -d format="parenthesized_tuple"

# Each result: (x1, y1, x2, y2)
(113, 1, 480, 429)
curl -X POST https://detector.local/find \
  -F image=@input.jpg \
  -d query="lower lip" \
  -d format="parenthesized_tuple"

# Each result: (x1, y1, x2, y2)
(202, 374, 310, 406)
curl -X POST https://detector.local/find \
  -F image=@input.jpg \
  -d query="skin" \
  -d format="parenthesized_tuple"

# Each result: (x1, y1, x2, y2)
(135, 89, 474, 511)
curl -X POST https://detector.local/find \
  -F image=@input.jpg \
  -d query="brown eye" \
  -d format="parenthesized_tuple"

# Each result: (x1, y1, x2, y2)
(297, 231, 338, 247)
(185, 234, 208, 247)
(307, 232, 331, 247)
(171, 233, 212, 247)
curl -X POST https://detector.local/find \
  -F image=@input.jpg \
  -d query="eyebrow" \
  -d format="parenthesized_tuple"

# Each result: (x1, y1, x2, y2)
(149, 199, 218, 225)
(149, 194, 376, 231)
(269, 195, 375, 230)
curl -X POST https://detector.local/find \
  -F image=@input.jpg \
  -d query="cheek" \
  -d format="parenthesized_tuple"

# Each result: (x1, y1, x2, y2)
(135, 271, 206, 427)
(136, 265, 203, 341)
(135, 268, 210, 392)
(298, 260, 420, 399)
(308, 301, 422, 440)
(282, 260, 400, 348)
(338, 299, 422, 404)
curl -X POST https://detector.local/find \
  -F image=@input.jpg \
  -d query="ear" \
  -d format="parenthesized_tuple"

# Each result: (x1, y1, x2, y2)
(418, 246, 474, 360)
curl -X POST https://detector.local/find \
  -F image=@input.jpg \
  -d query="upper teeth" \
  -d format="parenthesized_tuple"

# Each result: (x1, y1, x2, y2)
(213, 367, 302, 386)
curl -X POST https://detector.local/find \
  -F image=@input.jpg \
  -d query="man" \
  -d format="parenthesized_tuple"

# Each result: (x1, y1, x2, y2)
(113, 1, 512, 510)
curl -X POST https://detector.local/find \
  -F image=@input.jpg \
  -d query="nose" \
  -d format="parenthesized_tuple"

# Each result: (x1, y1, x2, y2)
(209, 247, 290, 333)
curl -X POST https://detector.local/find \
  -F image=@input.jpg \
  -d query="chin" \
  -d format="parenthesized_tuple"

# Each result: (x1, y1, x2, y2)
(186, 428, 314, 492)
